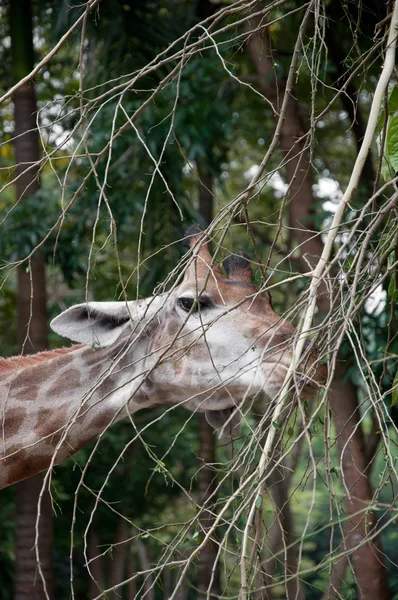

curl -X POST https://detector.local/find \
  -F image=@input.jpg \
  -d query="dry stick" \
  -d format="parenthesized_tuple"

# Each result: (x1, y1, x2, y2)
(135, 35, 188, 298)
(0, 0, 369, 198)
(238, 4, 315, 598)
(5, 5, 392, 600)
(90, 497, 398, 600)
(0, 0, 382, 281)
(0, 0, 380, 222)
(238, 2, 398, 598)
(74, 271, 272, 598)
(31, 4, 97, 599)
(29, 6, 100, 597)
(239, 2, 312, 209)
(307, 195, 398, 594)
(0, 0, 100, 106)
(79, 0, 292, 108)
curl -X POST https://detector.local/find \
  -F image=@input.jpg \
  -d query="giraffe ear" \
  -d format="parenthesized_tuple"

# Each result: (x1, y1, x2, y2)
(50, 302, 133, 347)
(51, 297, 165, 346)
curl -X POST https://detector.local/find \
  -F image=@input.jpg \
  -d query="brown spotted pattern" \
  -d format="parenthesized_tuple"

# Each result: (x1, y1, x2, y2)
(0, 232, 326, 489)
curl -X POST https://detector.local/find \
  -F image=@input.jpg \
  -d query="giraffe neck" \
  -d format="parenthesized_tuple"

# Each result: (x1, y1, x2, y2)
(0, 337, 152, 489)
(0, 345, 83, 373)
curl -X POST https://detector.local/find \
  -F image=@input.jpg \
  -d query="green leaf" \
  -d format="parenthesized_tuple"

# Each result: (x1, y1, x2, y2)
(388, 273, 396, 298)
(377, 85, 398, 133)
(330, 466, 340, 479)
(386, 112, 398, 173)
(391, 370, 398, 407)
(255, 495, 262, 509)
(378, 86, 398, 179)
(388, 85, 398, 113)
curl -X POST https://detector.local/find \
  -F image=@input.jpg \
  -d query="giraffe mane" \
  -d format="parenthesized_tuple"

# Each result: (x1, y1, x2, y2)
(0, 345, 83, 376)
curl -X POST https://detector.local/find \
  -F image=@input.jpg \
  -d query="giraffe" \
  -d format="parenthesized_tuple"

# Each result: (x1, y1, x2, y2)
(0, 229, 325, 489)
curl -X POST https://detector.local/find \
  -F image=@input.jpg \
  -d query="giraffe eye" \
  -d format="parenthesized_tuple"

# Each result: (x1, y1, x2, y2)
(178, 297, 212, 313)
(178, 297, 195, 312)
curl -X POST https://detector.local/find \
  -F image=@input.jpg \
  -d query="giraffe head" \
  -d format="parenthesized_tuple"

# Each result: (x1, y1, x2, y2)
(51, 228, 326, 428)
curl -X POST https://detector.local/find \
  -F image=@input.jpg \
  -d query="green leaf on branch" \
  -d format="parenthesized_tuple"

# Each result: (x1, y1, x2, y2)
(192, 531, 200, 543)
(376, 84, 398, 134)
(330, 466, 340, 479)
(377, 85, 398, 180)
(388, 272, 398, 302)
(391, 371, 398, 407)
(386, 113, 398, 173)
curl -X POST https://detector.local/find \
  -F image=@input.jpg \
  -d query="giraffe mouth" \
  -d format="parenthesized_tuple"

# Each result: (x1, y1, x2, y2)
(260, 356, 326, 397)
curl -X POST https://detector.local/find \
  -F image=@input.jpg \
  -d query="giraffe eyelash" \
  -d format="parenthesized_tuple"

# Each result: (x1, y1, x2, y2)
(177, 297, 212, 313)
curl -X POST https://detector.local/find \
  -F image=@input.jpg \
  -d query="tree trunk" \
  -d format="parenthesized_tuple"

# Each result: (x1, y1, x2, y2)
(264, 467, 304, 600)
(127, 551, 136, 599)
(197, 413, 221, 600)
(329, 377, 390, 600)
(246, 15, 390, 600)
(11, 1, 53, 598)
(14, 476, 53, 600)
(109, 520, 129, 600)
(252, 405, 304, 600)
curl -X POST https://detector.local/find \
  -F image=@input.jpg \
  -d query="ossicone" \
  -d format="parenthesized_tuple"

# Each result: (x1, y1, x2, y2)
(184, 225, 205, 249)
(224, 251, 253, 283)
(183, 225, 222, 279)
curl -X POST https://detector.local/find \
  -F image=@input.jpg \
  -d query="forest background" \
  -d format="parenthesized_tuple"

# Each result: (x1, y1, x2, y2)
(0, 1, 398, 599)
